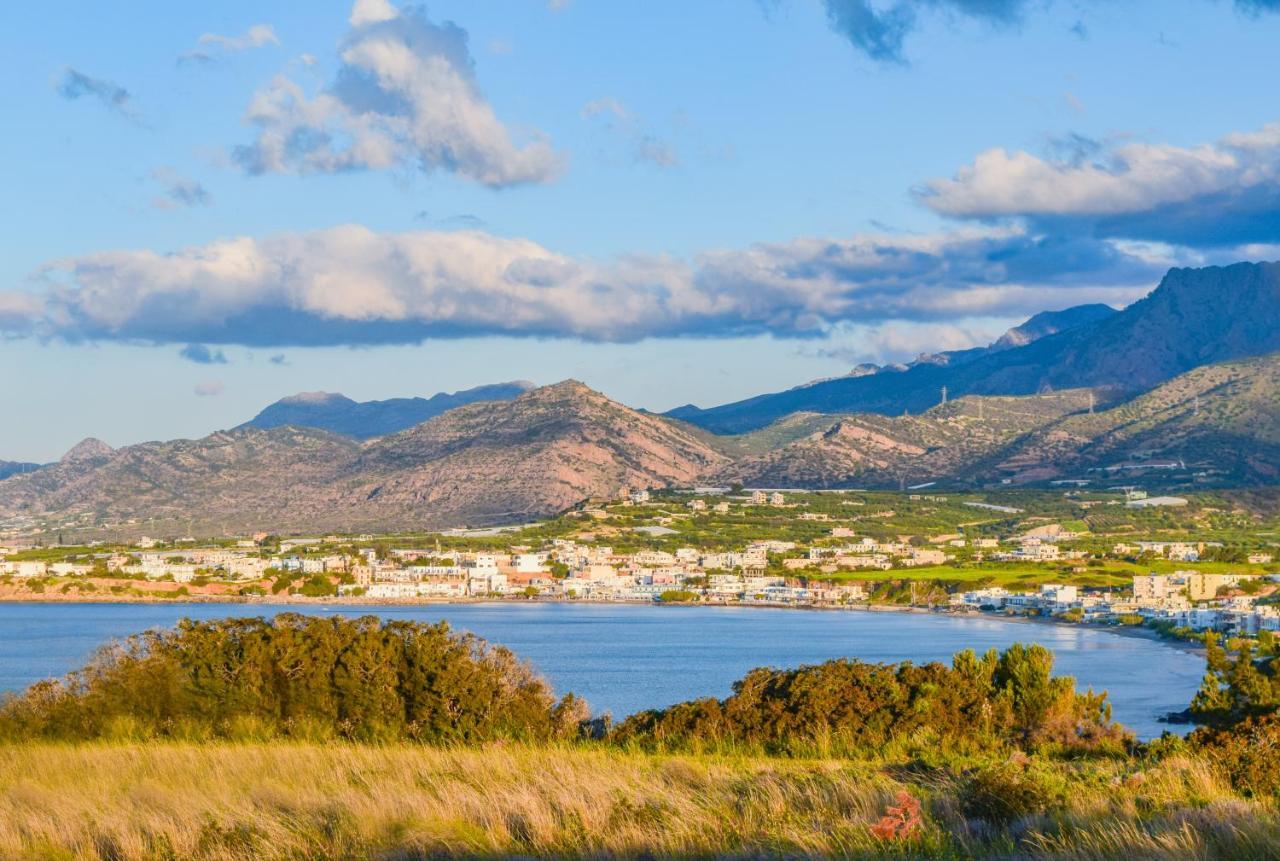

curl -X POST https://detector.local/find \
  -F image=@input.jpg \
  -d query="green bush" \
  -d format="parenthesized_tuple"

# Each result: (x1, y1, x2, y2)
(960, 762, 1061, 825)
(0, 615, 586, 744)
(612, 643, 1126, 756)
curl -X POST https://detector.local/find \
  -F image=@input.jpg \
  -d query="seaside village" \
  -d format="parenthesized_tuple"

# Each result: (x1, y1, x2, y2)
(2, 488, 1278, 638)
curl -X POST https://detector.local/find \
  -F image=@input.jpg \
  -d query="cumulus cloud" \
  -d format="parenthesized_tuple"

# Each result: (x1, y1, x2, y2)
(55, 68, 139, 121)
(13, 223, 1173, 348)
(179, 344, 227, 364)
(231, 0, 561, 188)
(150, 167, 213, 209)
(918, 120, 1280, 246)
(194, 380, 225, 397)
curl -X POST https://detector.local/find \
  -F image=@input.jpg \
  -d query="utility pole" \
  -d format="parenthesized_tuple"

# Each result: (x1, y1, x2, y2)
(1088, 391, 1095, 414)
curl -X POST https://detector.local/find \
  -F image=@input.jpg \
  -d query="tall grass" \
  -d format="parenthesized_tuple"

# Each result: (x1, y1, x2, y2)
(0, 743, 1275, 860)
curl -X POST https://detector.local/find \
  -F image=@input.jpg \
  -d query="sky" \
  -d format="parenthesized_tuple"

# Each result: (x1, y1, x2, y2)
(3, 0, 1280, 462)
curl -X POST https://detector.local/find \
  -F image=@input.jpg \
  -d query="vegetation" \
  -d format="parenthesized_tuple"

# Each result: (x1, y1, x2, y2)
(4, 742, 1279, 861)
(613, 643, 1125, 757)
(0, 616, 585, 743)
(1, 616, 1279, 859)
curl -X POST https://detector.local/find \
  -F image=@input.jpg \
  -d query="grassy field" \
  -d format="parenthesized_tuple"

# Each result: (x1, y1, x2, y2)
(0, 742, 1277, 860)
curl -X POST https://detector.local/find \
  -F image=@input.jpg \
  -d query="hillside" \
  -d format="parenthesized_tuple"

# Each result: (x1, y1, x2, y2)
(0, 427, 363, 536)
(986, 353, 1280, 485)
(239, 381, 535, 439)
(0, 382, 726, 537)
(718, 354, 1280, 489)
(672, 262, 1280, 433)
(716, 390, 1097, 488)
(342, 381, 729, 526)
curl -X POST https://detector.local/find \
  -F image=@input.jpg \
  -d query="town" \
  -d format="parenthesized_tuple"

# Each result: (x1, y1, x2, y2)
(3, 488, 1278, 639)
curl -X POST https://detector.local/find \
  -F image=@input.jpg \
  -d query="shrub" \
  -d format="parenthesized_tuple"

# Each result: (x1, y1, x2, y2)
(960, 762, 1060, 825)
(0, 615, 583, 744)
(1192, 714, 1280, 798)
(612, 644, 1123, 756)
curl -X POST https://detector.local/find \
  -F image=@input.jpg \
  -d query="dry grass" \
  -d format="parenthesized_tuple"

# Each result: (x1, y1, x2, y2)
(0, 743, 1275, 860)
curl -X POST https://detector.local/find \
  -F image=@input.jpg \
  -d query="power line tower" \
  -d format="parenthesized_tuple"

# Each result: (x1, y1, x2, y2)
(940, 385, 948, 406)
(1088, 391, 1095, 414)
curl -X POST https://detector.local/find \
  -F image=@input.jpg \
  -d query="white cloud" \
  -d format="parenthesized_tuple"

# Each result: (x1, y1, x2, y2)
(15, 223, 1170, 347)
(232, 0, 561, 188)
(918, 120, 1280, 246)
(198, 24, 280, 52)
(816, 320, 1004, 365)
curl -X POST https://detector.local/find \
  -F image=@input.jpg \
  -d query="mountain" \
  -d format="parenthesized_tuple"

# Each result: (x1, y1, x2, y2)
(61, 438, 115, 463)
(718, 354, 1280, 489)
(715, 390, 1096, 489)
(0, 461, 42, 481)
(671, 262, 1280, 433)
(0, 381, 726, 537)
(993, 304, 1117, 349)
(340, 380, 729, 527)
(984, 353, 1280, 485)
(239, 381, 536, 439)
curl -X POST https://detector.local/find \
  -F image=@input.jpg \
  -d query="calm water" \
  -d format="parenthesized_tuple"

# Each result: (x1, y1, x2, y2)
(0, 603, 1205, 738)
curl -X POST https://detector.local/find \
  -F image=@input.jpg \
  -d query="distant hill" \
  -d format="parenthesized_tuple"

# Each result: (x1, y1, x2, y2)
(0, 381, 726, 537)
(1, 355, 1276, 538)
(0, 461, 42, 481)
(239, 381, 536, 439)
(671, 262, 1280, 433)
(715, 390, 1097, 489)
(717, 353, 1280, 489)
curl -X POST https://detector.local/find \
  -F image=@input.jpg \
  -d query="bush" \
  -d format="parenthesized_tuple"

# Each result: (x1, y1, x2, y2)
(612, 644, 1124, 756)
(1192, 714, 1280, 798)
(960, 762, 1060, 825)
(0, 615, 584, 744)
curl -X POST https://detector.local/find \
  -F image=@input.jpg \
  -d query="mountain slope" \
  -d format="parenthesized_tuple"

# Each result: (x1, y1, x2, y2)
(0, 382, 727, 537)
(716, 391, 1097, 489)
(985, 353, 1280, 485)
(239, 381, 536, 439)
(341, 381, 729, 526)
(717, 354, 1280, 489)
(0, 427, 362, 535)
(673, 262, 1280, 433)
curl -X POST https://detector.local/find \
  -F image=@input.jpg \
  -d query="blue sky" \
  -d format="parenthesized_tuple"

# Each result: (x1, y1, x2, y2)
(3, 0, 1280, 461)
